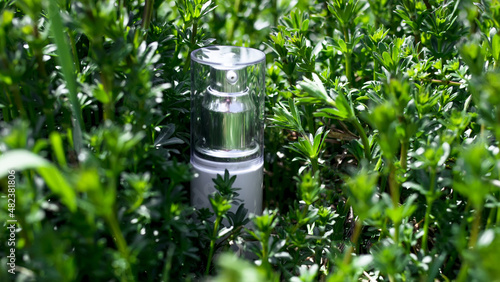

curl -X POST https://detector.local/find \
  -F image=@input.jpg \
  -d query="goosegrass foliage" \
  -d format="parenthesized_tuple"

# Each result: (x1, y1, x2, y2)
(261, 0, 500, 281)
(0, 0, 210, 280)
(0, 0, 500, 281)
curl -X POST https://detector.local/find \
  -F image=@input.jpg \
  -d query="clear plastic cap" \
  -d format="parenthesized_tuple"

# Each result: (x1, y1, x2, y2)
(190, 46, 266, 162)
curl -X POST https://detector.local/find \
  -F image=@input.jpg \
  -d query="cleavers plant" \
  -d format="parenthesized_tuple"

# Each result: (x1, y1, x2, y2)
(1, 0, 500, 281)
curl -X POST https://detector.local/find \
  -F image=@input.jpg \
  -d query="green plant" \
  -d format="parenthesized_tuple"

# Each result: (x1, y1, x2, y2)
(2, 0, 500, 281)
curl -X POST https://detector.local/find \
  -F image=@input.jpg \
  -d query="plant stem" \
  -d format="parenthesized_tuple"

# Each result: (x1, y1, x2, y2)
(422, 167, 436, 252)
(32, 18, 55, 133)
(345, 53, 353, 84)
(101, 69, 114, 121)
(457, 207, 483, 281)
(311, 158, 319, 175)
(342, 26, 353, 84)
(226, 0, 241, 42)
(400, 139, 408, 171)
(272, 0, 278, 27)
(486, 203, 495, 229)
(262, 236, 272, 279)
(379, 217, 388, 241)
(456, 205, 472, 282)
(422, 78, 462, 86)
(314, 229, 325, 267)
(343, 220, 362, 264)
(374, 156, 382, 171)
(305, 105, 315, 133)
(106, 214, 135, 281)
(103, 102, 114, 121)
(437, 38, 443, 56)
(497, 198, 500, 225)
(161, 245, 175, 282)
(107, 215, 129, 259)
(205, 215, 221, 275)
(388, 162, 400, 207)
(291, 203, 310, 235)
(352, 118, 371, 160)
(10, 85, 26, 119)
(469, 207, 482, 249)
(388, 161, 400, 244)
(394, 225, 401, 248)
(183, 21, 198, 74)
(421, 201, 433, 252)
(352, 220, 363, 254)
(69, 31, 81, 72)
(456, 263, 469, 282)
(142, 0, 155, 32)
(191, 21, 198, 48)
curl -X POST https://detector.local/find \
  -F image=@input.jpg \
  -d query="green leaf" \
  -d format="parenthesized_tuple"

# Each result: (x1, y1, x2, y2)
(0, 150, 49, 174)
(0, 150, 76, 212)
(48, 0, 83, 153)
(92, 83, 111, 104)
(270, 99, 305, 134)
(50, 132, 67, 167)
(154, 124, 184, 147)
(382, 51, 392, 65)
(491, 33, 500, 61)
(298, 73, 334, 106)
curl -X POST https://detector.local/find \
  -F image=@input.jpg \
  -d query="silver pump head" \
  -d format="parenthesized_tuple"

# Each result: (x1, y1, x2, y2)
(190, 46, 266, 162)
(209, 67, 248, 93)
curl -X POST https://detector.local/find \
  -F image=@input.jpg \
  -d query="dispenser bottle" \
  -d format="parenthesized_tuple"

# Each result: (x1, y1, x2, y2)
(190, 46, 265, 215)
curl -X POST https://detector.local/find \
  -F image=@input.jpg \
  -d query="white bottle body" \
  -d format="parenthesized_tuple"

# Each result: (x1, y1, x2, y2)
(190, 154, 263, 215)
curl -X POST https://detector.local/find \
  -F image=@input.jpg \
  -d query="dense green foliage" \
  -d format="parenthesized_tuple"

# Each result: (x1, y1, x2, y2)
(1, 0, 500, 281)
